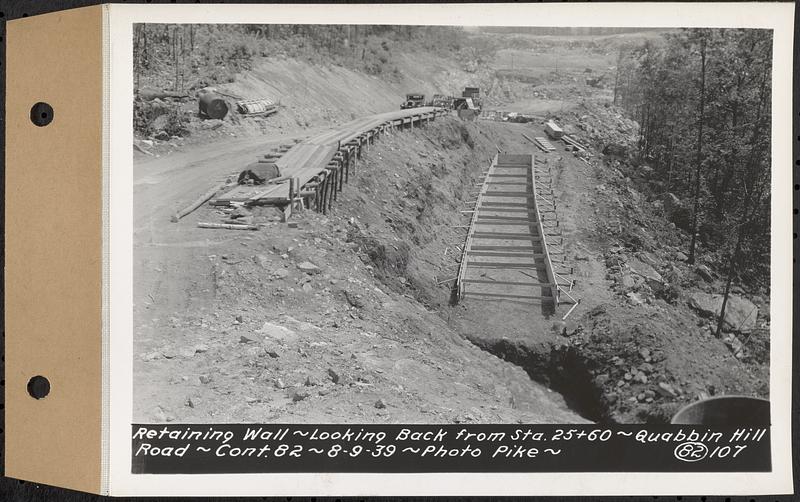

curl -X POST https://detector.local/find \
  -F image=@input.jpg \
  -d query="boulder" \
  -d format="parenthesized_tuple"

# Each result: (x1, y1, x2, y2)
(695, 264, 714, 282)
(637, 252, 661, 269)
(628, 257, 663, 285)
(258, 321, 299, 344)
(662, 193, 692, 230)
(602, 143, 627, 157)
(619, 273, 639, 290)
(687, 292, 758, 333)
(297, 261, 321, 274)
(626, 292, 645, 305)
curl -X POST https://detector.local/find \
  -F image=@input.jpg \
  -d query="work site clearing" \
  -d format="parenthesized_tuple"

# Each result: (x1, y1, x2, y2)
(133, 27, 769, 425)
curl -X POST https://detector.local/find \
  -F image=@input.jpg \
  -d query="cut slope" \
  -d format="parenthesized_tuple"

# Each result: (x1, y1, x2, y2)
(132, 116, 587, 424)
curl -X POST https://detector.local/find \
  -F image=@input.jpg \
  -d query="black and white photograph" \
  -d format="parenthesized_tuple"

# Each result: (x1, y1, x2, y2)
(1, 1, 794, 497)
(130, 21, 777, 429)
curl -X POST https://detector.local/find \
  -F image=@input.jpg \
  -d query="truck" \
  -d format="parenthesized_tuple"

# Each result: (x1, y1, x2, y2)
(400, 93, 426, 109)
(451, 86, 482, 118)
(462, 87, 480, 99)
(461, 86, 482, 111)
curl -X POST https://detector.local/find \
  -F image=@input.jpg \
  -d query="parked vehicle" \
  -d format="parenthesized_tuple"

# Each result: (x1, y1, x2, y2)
(400, 93, 426, 109)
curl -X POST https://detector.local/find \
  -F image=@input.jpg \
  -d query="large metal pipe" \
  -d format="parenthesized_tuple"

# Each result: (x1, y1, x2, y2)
(199, 93, 229, 120)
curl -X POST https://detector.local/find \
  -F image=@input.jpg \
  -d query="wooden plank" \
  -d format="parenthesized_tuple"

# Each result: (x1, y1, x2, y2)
(198, 222, 259, 231)
(457, 153, 495, 300)
(470, 244, 542, 251)
(479, 207, 530, 212)
(474, 215, 531, 221)
(474, 220, 534, 226)
(483, 192, 536, 197)
(466, 251, 544, 258)
(463, 291, 550, 300)
(480, 201, 530, 207)
(466, 259, 541, 267)
(530, 156, 559, 308)
(472, 232, 541, 240)
(463, 279, 550, 287)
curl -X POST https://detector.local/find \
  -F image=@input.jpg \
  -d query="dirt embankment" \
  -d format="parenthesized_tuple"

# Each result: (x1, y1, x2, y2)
(134, 109, 768, 426)
(459, 112, 769, 424)
(133, 117, 586, 424)
(135, 53, 493, 159)
(316, 116, 758, 425)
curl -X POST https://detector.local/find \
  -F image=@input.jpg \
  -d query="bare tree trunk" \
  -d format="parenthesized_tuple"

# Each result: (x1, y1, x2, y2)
(715, 228, 744, 338)
(688, 35, 707, 265)
(173, 26, 179, 91)
(613, 59, 620, 104)
(714, 65, 770, 338)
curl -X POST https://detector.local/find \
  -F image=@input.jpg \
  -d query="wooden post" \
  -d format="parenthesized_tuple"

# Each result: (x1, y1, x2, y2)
(293, 177, 302, 212)
(327, 168, 335, 211)
(328, 165, 337, 201)
(333, 164, 340, 199)
(344, 149, 350, 183)
(321, 172, 329, 215)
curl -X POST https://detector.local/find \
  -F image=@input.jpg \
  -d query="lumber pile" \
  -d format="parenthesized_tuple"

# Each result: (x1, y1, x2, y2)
(561, 134, 588, 153)
(236, 98, 279, 116)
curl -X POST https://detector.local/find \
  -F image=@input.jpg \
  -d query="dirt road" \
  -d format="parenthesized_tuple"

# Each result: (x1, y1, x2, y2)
(135, 134, 296, 235)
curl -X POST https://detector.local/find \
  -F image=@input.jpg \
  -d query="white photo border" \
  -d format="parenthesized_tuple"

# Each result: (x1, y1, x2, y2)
(107, 2, 794, 496)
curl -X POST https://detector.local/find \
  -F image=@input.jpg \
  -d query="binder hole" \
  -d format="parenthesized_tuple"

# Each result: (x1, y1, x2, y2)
(30, 102, 54, 127)
(27, 375, 50, 399)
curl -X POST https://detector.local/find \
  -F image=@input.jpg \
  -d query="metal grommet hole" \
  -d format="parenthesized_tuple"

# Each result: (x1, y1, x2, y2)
(30, 102, 54, 127)
(27, 375, 50, 399)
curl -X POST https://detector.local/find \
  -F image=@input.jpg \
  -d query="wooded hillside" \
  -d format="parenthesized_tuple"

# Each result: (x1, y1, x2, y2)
(133, 24, 494, 92)
(614, 29, 772, 312)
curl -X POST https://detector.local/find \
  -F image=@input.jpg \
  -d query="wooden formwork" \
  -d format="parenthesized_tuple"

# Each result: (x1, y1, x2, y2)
(456, 153, 578, 316)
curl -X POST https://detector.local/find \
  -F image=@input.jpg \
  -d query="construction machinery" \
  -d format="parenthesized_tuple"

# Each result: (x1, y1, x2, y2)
(430, 94, 453, 108)
(400, 93, 426, 109)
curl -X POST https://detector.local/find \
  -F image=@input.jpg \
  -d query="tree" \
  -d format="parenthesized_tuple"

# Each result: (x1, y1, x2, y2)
(687, 30, 708, 264)
(615, 28, 772, 294)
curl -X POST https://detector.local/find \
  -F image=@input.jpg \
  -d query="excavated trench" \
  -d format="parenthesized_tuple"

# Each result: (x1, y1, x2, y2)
(466, 336, 611, 423)
(342, 117, 612, 423)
